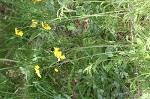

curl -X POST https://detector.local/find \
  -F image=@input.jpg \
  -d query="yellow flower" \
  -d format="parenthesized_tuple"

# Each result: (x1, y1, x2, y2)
(54, 50, 62, 58)
(31, 19, 38, 28)
(42, 21, 51, 30)
(60, 55, 66, 59)
(34, 65, 41, 78)
(53, 47, 66, 61)
(54, 47, 59, 52)
(15, 28, 23, 36)
(54, 68, 58, 72)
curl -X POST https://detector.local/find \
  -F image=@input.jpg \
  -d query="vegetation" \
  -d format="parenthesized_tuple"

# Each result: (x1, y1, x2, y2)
(0, 0, 150, 98)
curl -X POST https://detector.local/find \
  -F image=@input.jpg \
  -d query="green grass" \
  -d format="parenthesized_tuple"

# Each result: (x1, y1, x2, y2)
(0, 0, 150, 99)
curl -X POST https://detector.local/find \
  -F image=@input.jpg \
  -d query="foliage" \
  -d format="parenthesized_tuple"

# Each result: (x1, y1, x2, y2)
(0, 0, 150, 99)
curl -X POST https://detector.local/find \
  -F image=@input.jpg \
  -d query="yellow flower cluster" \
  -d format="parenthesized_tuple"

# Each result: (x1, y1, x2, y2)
(15, 28, 23, 36)
(53, 47, 66, 61)
(42, 21, 51, 30)
(15, 20, 51, 36)
(14, 21, 65, 78)
(34, 65, 59, 78)
(34, 65, 41, 78)
(31, 19, 38, 28)
(34, 47, 66, 78)
(30, 20, 51, 30)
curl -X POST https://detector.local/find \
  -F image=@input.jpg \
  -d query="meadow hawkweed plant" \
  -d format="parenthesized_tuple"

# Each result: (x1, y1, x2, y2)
(41, 21, 51, 30)
(34, 65, 41, 78)
(54, 68, 58, 73)
(15, 28, 23, 36)
(2, 1, 150, 98)
(53, 47, 66, 61)
(31, 19, 38, 28)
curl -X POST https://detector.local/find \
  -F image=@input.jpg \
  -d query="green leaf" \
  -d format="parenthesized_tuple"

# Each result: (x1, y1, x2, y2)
(103, 61, 113, 72)
(95, 54, 108, 65)
(136, 38, 144, 46)
(67, 25, 76, 31)
(83, 63, 96, 76)
(105, 45, 116, 57)
(19, 67, 28, 76)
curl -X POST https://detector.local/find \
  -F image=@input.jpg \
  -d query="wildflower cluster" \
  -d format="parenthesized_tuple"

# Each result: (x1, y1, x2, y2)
(14, 5, 65, 78)
(31, 19, 38, 28)
(15, 20, 51, 37)
(34, 47, 66, 78)
(53, 47, 66, 61)
(15, 28, 23, 37)
(42, 22, 51, 30)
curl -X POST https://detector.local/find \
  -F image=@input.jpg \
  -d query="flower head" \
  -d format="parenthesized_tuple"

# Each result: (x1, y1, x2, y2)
(53, 47, 66, 61)
(54, 68, 58, 72)
(15, 28, 23, 36)
(42, 21, 51, 30)
(54, 47, 59, 52)
(60, 55, 66, 59)
(31, 19, 38, 28)
(34, 65, 41, 78)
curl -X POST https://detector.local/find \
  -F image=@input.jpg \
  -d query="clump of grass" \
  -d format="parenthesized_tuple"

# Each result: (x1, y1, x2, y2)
(0, 0, 150, 98)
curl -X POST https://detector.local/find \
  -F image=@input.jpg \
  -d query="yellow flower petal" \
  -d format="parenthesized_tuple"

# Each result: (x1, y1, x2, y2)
(34, 65, 40, 71)
(54, 68, 58, 72)
(54, 51, 62, 58)
(42, 21, 51, 30)
(53, 47, 66, 61)
(15, 28, 23, 36)
(31, 19, 38, 28)
(34, 65, 41, 78)
(54, 47, 59, 52)
(36, 70, 41, 78)
(60, 55, 66, 59)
